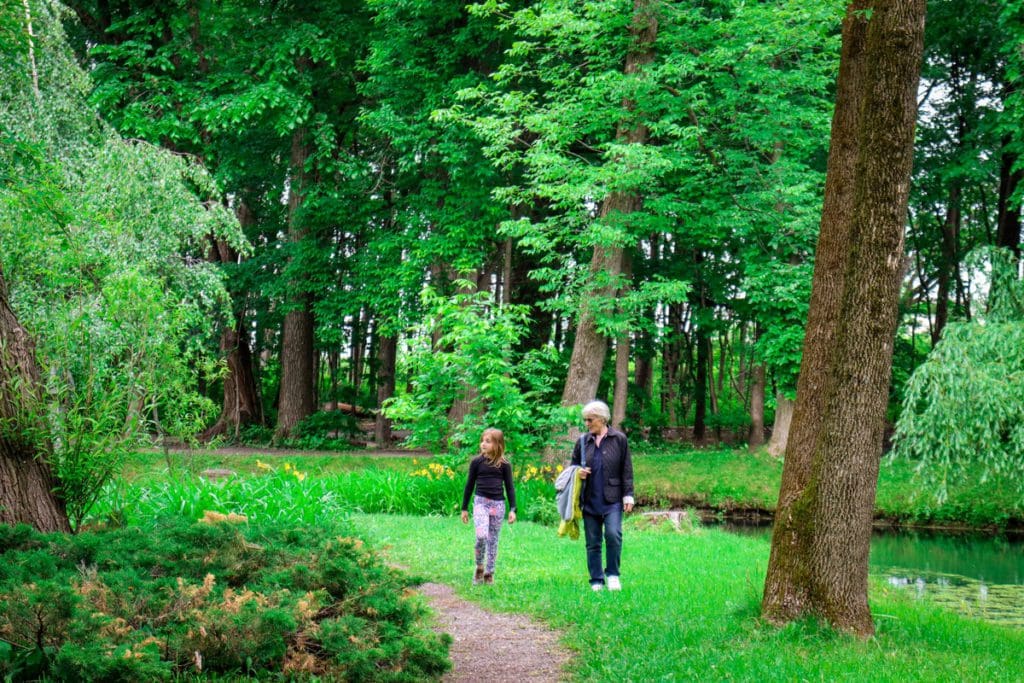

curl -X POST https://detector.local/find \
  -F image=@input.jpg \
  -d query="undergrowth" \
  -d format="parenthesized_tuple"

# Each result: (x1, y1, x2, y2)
(0, 516, 449, 681)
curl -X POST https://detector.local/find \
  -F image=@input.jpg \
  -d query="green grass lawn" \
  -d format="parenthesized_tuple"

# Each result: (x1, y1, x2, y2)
(354, 513, 1024, 682)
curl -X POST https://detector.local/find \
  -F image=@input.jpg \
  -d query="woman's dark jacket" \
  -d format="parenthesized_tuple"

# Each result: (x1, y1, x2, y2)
(570, 427, 634, 505)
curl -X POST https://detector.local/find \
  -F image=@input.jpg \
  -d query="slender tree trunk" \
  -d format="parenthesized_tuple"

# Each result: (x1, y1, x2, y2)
(748, 363, 766, 450)
(21, 0, 40, 100)
(693, 327, 709, 443)
(767, 392, 793, 457)
(374, 334, 397, 447)
(561, 0, 656, 409)
(275, 125, 317, 439)
(0, 269, 70, 533)
(662, 302, 683, 425)
(612, 335, 630, 430)
(762, 0, 926, 636)
(612, 251, 633, 430)
(932, 188, 959, 344)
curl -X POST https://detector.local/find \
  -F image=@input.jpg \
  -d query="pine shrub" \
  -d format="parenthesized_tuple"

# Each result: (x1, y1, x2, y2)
(0, 518, 449, 681)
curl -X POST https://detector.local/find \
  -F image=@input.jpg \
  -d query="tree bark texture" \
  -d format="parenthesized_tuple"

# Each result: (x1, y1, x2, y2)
(561, 0, 656, 409)
(275, 125, 317, 439)
(762, 0, 926, 636)
(0, 269, 71, 533)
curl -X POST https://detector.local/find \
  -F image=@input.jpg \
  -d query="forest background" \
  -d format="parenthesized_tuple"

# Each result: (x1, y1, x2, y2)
(2, 0, 1024, 522)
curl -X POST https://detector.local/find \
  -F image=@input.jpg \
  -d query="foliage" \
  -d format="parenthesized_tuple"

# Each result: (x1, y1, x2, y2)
(0, 0, 245, 528)
(893, 249, 1024, 500)
(0, 516, 450, 681)
(284, 410, 364, 450)
(384, 287, 576, 455)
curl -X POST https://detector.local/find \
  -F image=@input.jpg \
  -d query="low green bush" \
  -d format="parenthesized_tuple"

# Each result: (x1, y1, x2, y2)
(0, 517, 449, 682)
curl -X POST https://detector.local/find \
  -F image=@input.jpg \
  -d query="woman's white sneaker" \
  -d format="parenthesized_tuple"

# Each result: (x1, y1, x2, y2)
(607, 576, 621, 591)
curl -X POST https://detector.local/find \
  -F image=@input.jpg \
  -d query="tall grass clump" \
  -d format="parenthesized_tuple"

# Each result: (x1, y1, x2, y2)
(92, 457, 564, 528)
(90, 460, 345, 526)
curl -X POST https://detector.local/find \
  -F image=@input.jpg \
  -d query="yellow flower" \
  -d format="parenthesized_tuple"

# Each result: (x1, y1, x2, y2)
(293, 470, 306, 482)
(256, 460, 272, 471)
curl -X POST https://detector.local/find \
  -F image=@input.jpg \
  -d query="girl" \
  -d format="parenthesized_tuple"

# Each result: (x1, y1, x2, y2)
(460, 428, 517, 584)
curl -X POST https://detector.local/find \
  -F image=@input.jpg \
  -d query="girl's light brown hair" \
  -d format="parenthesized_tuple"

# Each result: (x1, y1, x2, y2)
(481, 428, 507, 467)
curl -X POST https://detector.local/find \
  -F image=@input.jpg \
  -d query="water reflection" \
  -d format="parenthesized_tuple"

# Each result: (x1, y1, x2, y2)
(718, 520, 1024, 627)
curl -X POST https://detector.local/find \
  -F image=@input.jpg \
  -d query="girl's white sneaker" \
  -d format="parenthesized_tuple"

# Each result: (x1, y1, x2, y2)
(607, 576, 621, 591)
(591, 583, 603, 592)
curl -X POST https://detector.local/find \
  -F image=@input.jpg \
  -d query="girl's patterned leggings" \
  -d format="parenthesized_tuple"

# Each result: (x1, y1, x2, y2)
(473, 495, 505, 573)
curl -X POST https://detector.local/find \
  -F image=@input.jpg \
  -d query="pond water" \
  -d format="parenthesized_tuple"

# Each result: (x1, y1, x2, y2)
(720, 522, 1024, 628)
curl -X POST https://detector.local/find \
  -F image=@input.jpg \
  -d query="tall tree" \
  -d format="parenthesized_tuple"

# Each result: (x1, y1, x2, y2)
(561, 0, 657, 408)
(762, 0, 926, 635)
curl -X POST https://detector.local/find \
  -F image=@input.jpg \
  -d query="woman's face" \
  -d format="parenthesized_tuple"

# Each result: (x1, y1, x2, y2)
(583, 415, 605, 434)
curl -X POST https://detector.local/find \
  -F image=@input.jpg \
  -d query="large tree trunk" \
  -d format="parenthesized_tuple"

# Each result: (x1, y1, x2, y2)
(561, 0, 656, 409)
(996, 143, 1022, 257)
(275, 125, 317, 439)
(0, 269, 71, 533)
(202, 203, 263, 441)
(762, 0, 925, 636)
(202, 322, 263, 441)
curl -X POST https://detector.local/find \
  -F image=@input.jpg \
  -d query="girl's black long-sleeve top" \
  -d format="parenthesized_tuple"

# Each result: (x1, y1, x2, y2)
(461, 456, 516, 512)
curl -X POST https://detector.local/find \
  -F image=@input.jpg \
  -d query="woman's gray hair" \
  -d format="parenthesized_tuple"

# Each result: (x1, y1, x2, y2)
(582, 400, 611, 423)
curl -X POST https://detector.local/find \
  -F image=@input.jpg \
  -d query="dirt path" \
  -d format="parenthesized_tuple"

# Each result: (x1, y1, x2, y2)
(419, 583, 572, 682)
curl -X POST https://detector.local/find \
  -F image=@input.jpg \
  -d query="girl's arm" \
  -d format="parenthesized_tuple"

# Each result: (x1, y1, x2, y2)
(503, 462, 517, 521)
(461, 459, 479, 513)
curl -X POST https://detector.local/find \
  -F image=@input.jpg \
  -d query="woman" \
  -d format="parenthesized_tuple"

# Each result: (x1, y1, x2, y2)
(570, 400, 634, 591)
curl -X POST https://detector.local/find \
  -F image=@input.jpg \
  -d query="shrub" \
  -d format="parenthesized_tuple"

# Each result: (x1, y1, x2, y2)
(0, 517, 449, 681)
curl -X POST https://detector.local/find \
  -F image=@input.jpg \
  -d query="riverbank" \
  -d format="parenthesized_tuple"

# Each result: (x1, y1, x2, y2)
(630, 445, 1024, 532)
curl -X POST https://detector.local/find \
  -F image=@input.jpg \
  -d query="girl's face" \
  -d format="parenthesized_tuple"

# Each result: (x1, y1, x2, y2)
(480, 434, 496, 455)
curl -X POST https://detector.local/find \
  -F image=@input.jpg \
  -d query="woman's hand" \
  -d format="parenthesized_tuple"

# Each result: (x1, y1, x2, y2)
(461, 510, 469, 524)
(579, 467, 591, 479)
(508, 511, 517, 524)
